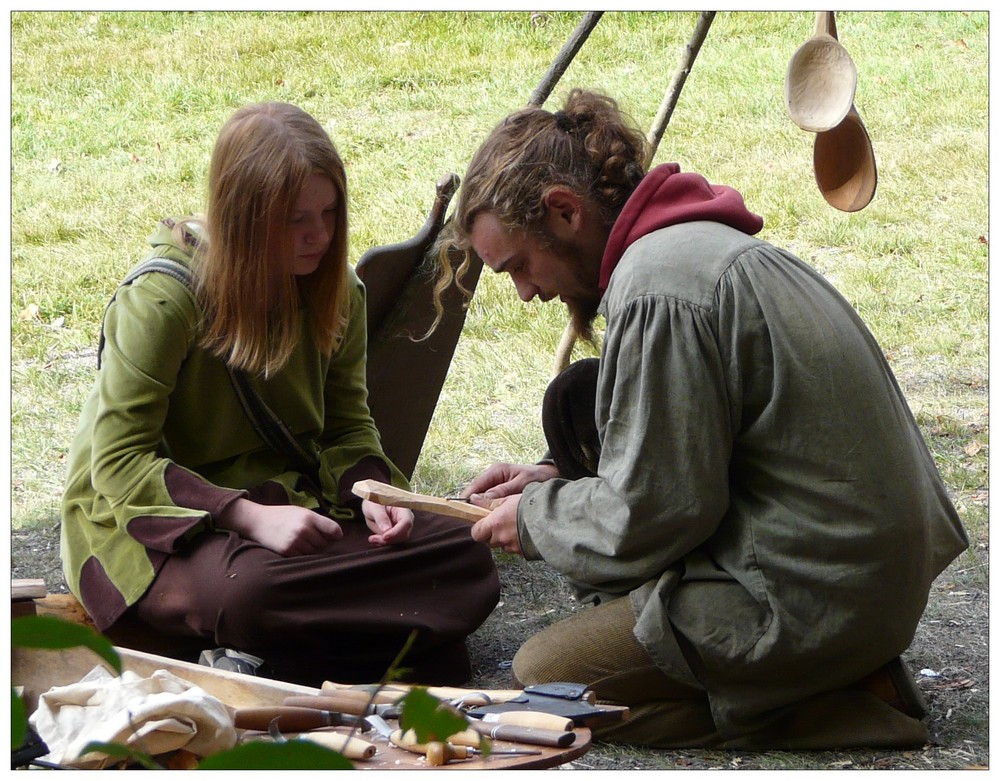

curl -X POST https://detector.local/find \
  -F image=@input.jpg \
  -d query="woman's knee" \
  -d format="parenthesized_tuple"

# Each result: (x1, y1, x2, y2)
(156, 537, 284, 646)
(212, 567, 278, 633)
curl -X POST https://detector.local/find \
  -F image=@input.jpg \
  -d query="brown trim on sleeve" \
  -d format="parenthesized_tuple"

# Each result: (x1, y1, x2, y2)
(337, 455, 392, 505)
(127, 513, 205, 552)
(246, 480, 292, 506)
(164, 462, 247, 516)
(78, 555, 130, 631)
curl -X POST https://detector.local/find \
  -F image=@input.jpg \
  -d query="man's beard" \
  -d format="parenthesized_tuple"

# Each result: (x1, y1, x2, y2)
(565, 295, 601, 344)
(535, 226, 602, 344)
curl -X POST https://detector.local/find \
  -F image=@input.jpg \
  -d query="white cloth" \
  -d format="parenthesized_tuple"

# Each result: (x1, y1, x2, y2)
(30, 665, 237, 769)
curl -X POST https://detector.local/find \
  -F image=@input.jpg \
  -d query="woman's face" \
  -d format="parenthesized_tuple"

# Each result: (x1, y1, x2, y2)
(289, 173, 338, 276)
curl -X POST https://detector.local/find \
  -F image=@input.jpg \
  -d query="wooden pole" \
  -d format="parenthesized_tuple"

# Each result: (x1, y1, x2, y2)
(645, 11, 716, 168)
(528, 12, 604, 107)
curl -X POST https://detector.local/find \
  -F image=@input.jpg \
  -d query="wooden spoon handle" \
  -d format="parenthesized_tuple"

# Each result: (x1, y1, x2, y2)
(352, 479, 491, 523)
(815, 11, 837, 39)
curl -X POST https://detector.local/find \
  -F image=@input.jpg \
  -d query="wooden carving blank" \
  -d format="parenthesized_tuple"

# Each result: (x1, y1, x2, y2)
(352, 479, 490, 523)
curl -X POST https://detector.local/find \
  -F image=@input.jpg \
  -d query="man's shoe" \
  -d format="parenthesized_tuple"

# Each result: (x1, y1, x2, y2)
(198, 647, 267, 676)
(860, 656, 928, 719)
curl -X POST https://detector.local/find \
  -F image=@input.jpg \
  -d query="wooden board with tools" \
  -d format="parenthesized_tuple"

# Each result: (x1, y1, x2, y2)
(12, 644, 612, 770)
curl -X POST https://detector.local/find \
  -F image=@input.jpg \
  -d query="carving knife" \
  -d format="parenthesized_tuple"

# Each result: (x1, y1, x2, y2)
(234, 706, 361, 733)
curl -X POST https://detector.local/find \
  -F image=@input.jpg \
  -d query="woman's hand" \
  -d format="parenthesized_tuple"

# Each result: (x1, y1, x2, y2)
(462, 462, 560, 506)
(362, 500, 414, 546)
(216, 498, 343, 556)
(470, 495, 523, 555)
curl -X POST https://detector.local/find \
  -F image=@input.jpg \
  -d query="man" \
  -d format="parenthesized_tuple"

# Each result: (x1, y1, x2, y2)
(433, 89, 968, 749)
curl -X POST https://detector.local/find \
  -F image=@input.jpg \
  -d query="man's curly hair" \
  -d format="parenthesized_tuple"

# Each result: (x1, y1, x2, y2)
(428, 89, 648, 337)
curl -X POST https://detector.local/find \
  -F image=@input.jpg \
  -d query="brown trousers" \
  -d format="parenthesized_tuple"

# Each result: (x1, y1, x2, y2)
(512, 597, 929, 750)
(129, 511, 500, 687)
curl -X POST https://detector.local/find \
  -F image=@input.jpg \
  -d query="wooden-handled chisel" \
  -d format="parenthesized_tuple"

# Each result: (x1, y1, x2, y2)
(469, 721, 577, 747)
(284, 694, 382, 717)
(352, 479, 493, 523)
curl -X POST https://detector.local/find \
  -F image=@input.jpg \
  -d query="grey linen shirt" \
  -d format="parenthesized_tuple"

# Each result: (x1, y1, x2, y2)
(517, 220, 968, 737)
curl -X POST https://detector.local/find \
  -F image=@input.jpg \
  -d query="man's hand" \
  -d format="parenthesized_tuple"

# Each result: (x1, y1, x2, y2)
(216, 498, 343, 556)
(462, 462, 559, 505)
(362, 499, 414, 546)
(470, 495, 523, 555)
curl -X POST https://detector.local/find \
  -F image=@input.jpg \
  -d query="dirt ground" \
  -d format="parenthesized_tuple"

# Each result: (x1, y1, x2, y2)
(12, 520, 988, 771)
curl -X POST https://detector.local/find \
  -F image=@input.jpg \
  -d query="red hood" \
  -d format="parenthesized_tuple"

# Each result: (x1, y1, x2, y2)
(599, 163, 764, 292)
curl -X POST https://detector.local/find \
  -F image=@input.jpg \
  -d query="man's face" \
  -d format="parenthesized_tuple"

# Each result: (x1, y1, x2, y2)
(469, 211, 601, 324)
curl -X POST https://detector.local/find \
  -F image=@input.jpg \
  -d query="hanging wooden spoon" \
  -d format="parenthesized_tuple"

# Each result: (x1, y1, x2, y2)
(812, 14, 878, 212)
(813, 104, 878, 211)
(785, 11, 857, 132)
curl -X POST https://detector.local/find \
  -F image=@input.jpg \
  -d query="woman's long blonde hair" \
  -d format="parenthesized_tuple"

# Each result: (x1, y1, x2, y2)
(195, 102, 350, 377)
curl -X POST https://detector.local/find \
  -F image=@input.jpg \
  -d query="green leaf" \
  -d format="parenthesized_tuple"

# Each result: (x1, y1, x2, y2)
(79, 740, 160, 769)
(12, 688, 27, 750)
(11, 615, 122, 674)
(398, 688, 471, 745)
(197, 741, 354, 770)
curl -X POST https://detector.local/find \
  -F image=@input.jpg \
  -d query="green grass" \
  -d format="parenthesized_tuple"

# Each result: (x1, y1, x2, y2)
(11, 10, 987, 559)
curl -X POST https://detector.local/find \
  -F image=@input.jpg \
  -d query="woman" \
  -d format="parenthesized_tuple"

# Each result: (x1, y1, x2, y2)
(61, 102, 499, 686)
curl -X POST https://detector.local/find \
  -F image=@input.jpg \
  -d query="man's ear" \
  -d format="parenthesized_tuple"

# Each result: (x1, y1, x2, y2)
(542, 187, 584, 232)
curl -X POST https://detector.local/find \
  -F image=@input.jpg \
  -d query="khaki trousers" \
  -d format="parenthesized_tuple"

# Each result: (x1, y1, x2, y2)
(512, 597, 929, 750)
